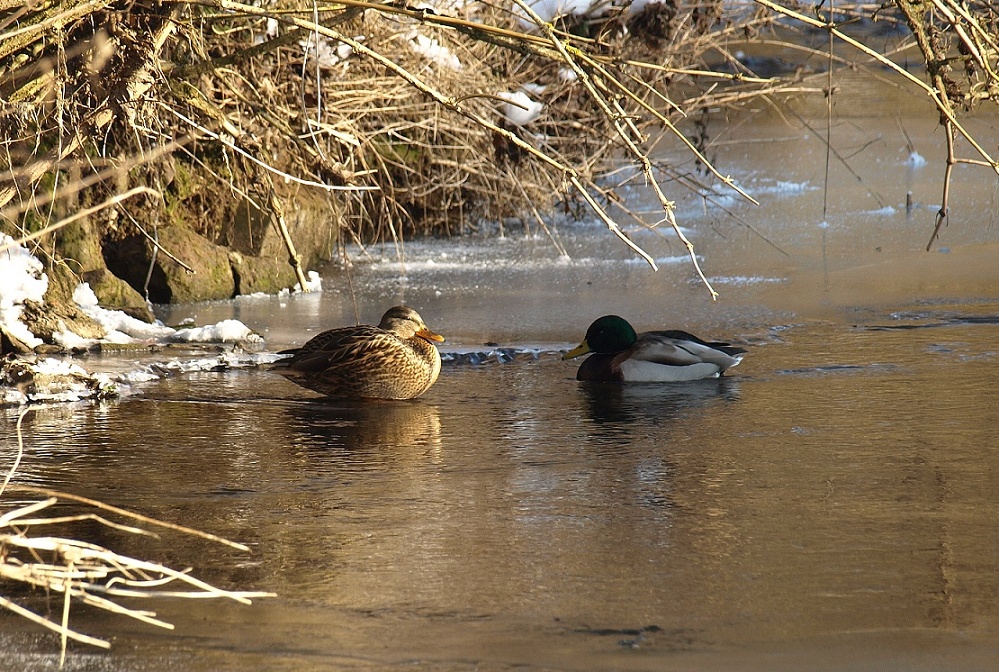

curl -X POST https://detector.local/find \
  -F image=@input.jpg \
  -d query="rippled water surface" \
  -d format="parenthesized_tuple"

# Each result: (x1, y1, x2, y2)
(3, 85, 999, 670)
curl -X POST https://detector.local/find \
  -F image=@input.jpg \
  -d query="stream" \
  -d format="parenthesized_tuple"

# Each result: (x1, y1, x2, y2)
(2, 73, 998, 671)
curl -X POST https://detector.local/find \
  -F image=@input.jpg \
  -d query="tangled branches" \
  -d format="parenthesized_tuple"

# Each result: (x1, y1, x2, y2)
(1, 1, 997, 299)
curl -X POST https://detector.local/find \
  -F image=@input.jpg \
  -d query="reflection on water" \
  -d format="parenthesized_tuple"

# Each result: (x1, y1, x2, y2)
(284, 399, 443, 465)
(577, 377, 740, 426)
(2, 313, 997, 671)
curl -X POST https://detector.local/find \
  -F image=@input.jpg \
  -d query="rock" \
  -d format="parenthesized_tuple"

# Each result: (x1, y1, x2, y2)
(220, 195, 336, 295)
(1, 354, 120, 405)
(229, 251, 298, 295)
(80, 268, 156, 322)
(1, 326, 35, 355)
(57, 184, 335, 304)
(57, 219, 156, 322)
(103, 226, 236, 303)
(19, 263, 107, 348)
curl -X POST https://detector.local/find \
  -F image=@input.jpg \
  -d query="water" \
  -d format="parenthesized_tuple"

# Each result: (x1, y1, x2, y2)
(2, 82, 999, 670)
(4, 314, 998, 670)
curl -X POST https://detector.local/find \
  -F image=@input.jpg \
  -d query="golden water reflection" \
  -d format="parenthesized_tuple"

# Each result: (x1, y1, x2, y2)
(4, 313, 996, 670)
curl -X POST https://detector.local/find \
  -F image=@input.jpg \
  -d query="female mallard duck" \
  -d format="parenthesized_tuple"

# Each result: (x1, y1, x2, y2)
(563, 315, 746, 382)
(271, 305, 444, 400)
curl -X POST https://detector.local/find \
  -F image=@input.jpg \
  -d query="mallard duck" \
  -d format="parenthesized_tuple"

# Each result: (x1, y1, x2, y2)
(271, 305, 444, 400)
(563, 315, 746, 382)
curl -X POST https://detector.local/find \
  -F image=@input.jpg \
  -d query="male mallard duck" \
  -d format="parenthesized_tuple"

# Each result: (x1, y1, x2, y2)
(563, 315, 746, 382)
(271, 305, 444, 400)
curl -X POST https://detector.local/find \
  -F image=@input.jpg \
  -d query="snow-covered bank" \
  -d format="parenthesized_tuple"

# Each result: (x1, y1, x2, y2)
(1, 348, 288, 406)
(0, 234, 49, 351)
(1, 234, 278, 352)
(1, 234, 299, 406)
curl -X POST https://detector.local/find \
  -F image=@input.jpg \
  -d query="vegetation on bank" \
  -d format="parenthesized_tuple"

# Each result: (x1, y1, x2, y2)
(1, 0, 997, 327)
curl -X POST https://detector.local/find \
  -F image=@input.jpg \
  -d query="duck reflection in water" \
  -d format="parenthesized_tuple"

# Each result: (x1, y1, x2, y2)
(579, 377, 742, 426)
(284, 399, 443, 464)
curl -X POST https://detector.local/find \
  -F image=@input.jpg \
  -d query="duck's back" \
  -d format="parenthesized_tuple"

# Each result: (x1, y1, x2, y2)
(274, 326, 441, 399)
(649, 330, 747, 358)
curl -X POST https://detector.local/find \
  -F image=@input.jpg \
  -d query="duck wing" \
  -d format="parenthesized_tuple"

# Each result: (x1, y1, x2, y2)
(630, 330, 745, 370)
(655, 330, 747, 357)
(278, 326, 395, 374)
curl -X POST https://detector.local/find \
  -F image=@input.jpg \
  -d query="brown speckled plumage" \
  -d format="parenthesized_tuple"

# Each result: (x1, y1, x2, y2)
(271, 306, 444, 400)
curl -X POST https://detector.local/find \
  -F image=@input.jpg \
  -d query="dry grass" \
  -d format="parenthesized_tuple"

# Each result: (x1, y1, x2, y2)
(1, 408, 272, 665)
(0, 5, 808, 290)
(2, 2, 996, 296)
(3, 2, 997, 259)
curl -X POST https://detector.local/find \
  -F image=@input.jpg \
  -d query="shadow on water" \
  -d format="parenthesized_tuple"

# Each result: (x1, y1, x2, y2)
(282, 398, 442, 459)
(576, 377, 740, 427)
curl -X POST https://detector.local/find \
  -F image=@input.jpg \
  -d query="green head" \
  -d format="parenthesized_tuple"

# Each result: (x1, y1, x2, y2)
(563, 315, 638, 359)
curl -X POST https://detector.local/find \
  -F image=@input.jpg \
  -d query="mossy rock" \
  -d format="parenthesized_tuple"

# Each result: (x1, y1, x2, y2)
(104, 225, 236, 303)
(229, 252, 298, 295)
(80, 268, 156, 322)
(16, 263, 107, 351)
(56, 218, 156, 322)
(220, 192, 336, 295)
(56, 219, 105, 270)
(78, 182, 337, 302)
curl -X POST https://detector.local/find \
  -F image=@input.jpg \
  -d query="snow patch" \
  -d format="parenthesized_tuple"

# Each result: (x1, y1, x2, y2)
(71, 283, 265, 346)
(498, 91, 544, 126)
(296, 270, 323, 293)
(709, 275, 786, 286)
(742, 179, 815, 196)
(904, 151, 927, 168)
(514, 0, 601, 28)
(1, 356, 120, 405)
(408, 32, 461, 70)
(172, 319, 259, 344)
(73, 283, 175, 341)
(0, 233, 48, 349)
(627, 0, 668, 16)
(0, 240, 266, 355)
(300, 34, 359, 70)
(1, 351, 281, 406)
(862, 205, 898, 216)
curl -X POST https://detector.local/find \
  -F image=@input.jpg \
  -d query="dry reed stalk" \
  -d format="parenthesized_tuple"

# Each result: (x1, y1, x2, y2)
(1, 0, 761, 297)
(2, 1, 997, 298)
(756, 0, 998, 249)
(1, 409, 273, 664)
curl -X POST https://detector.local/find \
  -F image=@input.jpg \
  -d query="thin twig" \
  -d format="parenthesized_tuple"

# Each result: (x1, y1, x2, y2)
(755, 0, 997, 171)
(0, 595, 111, 649)
(0, 407, 29, 499)
(6, 485, 252, 551)
(926, 120, 955, 250)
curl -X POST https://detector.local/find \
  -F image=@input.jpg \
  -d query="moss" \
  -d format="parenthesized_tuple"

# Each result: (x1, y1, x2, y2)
(104, 225, 236, 303)
(229, 252, 297, 295)
(20, 262, 106, 346)
(166, 158, 198, 201)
